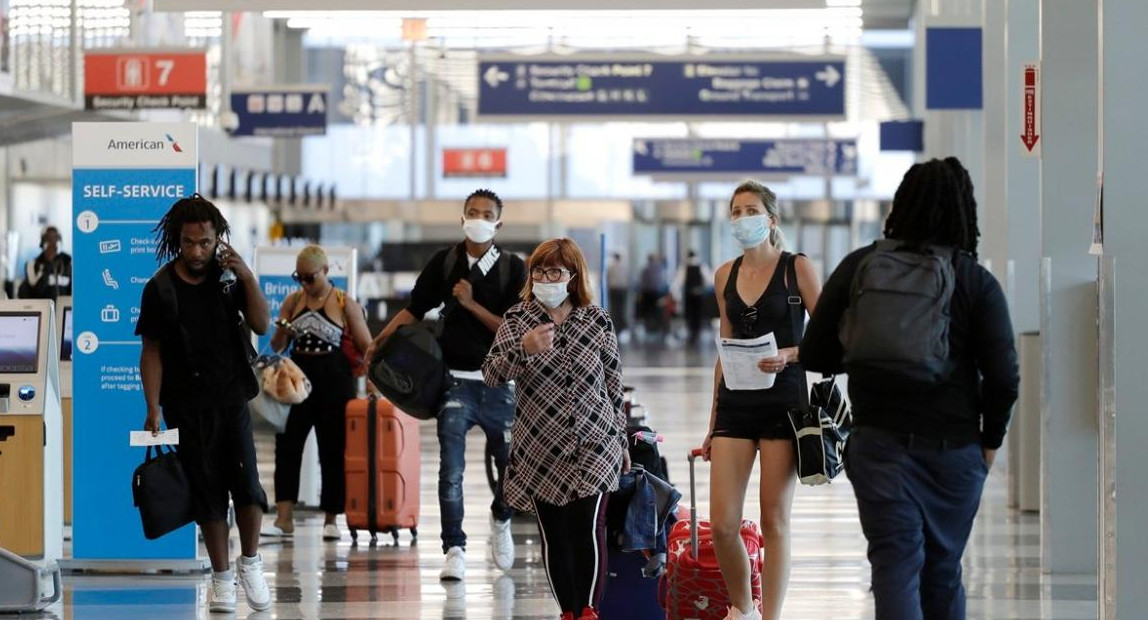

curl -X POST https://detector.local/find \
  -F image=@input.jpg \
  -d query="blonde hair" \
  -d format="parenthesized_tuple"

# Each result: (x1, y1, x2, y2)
(730, 180, 787, 250)
(296, 244, 328, 269)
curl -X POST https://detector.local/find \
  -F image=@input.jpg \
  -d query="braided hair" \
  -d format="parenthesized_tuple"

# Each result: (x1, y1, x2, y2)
(884, 157, 981, 256)
(152, 193, 231, 263)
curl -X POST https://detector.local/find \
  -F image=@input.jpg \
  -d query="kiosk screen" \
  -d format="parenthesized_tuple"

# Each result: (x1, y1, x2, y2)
(0, 313, 41, 373)
(61, 307, 74, 362)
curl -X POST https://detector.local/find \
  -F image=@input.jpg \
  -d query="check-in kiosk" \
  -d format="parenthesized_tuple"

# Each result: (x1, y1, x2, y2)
(56, 298, 73, 526)
(0, 299, 64, 565)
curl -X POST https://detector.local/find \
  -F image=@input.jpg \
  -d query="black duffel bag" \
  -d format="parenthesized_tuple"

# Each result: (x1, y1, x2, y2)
(132, 445, 194, 540)
(368, 323, 453, 420)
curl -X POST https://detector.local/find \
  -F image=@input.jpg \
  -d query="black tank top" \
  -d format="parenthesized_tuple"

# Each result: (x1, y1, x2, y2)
(717, 252, 807, 411)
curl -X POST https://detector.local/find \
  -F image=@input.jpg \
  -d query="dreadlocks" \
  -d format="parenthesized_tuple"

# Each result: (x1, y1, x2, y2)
(152, 193, 231, 263)
(884, 157, 981, 257)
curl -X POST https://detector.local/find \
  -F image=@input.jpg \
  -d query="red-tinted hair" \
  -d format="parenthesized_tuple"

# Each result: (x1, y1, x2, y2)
(521, 237, 594, 308)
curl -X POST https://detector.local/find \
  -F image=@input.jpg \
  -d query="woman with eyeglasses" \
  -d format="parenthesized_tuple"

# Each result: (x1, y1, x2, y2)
(703, 181, 822, 620)
(483, 238, 630, 620)
(264, 244, 372, 541)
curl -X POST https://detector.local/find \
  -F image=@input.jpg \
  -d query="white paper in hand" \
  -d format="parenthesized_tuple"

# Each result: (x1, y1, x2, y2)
(718, 332, 779, 390)
(129, 429, 180, 447)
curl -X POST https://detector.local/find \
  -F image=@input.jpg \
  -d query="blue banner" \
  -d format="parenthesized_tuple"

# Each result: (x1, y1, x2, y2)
(229, 86, 328, 138)
(71, 122, 199, 561)
(632, 138, 858, 177)
(478, 56, 846, 119)
(926, 28, 983, 110)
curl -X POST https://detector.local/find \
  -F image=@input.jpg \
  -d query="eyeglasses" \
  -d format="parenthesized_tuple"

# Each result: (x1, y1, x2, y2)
(292, 270, 321, 285)
(741, 306, 758, 328)
(531, 267, 572, 283)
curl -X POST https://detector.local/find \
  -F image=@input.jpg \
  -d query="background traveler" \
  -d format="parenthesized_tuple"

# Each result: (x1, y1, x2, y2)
(483, 237, 630, 620)
(265, 244, 371, 541)
(18, 225, 72, 300)
(674, 249, 713, 344)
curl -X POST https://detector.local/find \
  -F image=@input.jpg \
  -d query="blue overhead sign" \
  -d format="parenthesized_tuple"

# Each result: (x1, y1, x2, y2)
(633, 138, 858, 177)
(229, 85, 328, 138)
(477, 56, 846, 120)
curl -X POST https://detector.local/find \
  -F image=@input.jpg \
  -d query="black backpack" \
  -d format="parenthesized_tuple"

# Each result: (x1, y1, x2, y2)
(368, 245, 511, 419)
(838, 240, 957, 387)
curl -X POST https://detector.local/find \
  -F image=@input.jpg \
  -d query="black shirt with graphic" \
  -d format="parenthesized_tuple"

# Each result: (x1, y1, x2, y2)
(406, 243, 527, 372)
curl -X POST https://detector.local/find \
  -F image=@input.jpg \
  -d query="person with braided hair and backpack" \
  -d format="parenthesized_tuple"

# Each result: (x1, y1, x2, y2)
(136, 195, 272, 613)
(802, 157, 1019, 620)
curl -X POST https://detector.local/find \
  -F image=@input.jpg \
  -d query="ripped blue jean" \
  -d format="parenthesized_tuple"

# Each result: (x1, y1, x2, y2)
(437, 378, 516, 553)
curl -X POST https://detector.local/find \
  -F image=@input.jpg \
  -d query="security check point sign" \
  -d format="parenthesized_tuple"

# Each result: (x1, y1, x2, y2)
(72, 122, 198, 561)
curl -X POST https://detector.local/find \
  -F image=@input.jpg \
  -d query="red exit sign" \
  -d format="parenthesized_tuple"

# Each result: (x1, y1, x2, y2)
(443, 148, 507, 178)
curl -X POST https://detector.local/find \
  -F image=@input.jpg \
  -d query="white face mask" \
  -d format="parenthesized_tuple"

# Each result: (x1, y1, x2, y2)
(533, 282, 570, 309)
(463, 219, 499, 244)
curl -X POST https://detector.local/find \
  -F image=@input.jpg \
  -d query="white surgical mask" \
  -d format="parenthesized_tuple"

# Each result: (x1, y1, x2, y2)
(731, 214, 770, 249)
(463, 219, 499, 244)
(533, 282, 569, 309)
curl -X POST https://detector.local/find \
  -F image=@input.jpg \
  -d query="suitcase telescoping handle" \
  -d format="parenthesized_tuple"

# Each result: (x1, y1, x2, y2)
(688, 447, 705, 561)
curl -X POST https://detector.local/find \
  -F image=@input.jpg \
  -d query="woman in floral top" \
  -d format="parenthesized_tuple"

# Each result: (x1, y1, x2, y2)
(483, 237, 630, 620)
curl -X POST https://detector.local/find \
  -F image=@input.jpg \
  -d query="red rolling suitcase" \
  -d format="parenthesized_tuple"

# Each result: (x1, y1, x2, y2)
(345, 395, 420, 544)
(661, 448, 764, 620)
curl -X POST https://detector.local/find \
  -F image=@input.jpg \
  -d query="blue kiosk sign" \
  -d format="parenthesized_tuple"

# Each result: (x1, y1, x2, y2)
(477, 55, 846, 120)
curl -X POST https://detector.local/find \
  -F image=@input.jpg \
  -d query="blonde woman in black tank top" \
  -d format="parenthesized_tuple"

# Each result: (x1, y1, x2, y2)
(702, 181, 822, 620)
(265, 245, 372, 542)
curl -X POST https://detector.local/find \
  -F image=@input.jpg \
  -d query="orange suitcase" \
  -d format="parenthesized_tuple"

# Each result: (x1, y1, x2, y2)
(345, 395, 420, 544)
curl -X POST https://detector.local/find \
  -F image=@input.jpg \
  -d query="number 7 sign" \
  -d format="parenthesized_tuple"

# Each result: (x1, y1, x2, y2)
(85, 49, 207, 110)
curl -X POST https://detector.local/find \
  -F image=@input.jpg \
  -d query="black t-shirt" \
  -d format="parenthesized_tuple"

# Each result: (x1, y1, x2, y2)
(406, 244, 527, 372)
(135, 264, 250, 409)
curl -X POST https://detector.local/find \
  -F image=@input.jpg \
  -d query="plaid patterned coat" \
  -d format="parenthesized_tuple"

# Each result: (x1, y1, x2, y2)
(483, 300, 628, 513)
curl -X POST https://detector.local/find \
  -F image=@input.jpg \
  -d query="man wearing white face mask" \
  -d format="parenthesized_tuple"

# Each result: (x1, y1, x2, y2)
(367, 189, 527, 581)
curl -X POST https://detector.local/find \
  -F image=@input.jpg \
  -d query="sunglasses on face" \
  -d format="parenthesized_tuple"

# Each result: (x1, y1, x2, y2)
(292, 270, 321, 285)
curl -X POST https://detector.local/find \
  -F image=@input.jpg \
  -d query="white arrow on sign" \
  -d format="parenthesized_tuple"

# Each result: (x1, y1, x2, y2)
(633, 140, 650, 156)
(815, 65, 842, 88)
(484, 65, 510, 89)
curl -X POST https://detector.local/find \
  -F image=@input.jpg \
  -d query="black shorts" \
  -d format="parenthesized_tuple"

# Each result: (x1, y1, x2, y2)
(712, 405, 794, 442)
(164, 401, 268, 524)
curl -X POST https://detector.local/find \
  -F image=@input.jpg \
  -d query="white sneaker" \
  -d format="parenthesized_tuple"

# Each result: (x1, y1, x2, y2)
(208, 577, 237, 613)
(439, 546, 466, 581)
(322, 523, 341, 541)
(237, 554, 272, 611)
(723, 604, 762, 620)
(490, 517, 515, 571)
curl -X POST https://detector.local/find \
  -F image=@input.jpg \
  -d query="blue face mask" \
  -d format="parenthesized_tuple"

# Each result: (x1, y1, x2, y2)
(731, 214, 770, 249)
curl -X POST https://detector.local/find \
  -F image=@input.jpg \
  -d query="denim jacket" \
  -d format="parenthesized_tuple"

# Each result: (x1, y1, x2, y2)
(610, 466, 681, 575)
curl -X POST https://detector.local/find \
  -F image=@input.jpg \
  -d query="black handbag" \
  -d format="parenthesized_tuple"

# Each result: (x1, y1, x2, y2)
(131, 445, 194, 540)
(368, 323, 453, 420)
(788, 375, 853, 485)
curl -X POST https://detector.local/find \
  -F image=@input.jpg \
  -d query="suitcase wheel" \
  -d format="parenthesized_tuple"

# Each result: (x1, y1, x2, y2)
(349, 528, 358, 544)
(410, 527, 418, 541)
(369, 533, 378, 545)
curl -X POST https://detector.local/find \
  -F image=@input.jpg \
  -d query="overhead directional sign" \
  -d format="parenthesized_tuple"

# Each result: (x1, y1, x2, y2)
(478, 55, 846, 120)
(632, 138, 858, 178)
(84, 49, 208, 111)
(229, 85, 329, 138)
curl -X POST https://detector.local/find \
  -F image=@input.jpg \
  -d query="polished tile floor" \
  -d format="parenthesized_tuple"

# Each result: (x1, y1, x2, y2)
(40, 340, 1096, 619)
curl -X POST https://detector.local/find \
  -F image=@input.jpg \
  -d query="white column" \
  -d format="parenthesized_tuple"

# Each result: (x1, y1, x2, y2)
(1099, 1, 1148, 616)
(1038, 0, 1099, 576)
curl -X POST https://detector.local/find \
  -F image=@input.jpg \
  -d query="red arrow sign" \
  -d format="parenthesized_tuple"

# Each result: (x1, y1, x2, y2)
(1022, 65, 1040, 152)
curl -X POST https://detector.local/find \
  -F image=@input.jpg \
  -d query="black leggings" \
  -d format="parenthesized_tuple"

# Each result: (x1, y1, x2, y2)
(275, 351, 355, 514)
(533, 492, 610, 614)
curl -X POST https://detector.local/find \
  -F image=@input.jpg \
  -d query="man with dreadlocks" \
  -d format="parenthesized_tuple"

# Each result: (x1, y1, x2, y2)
(135, 194, 272, 614)
(801, 158, 1019, 620)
